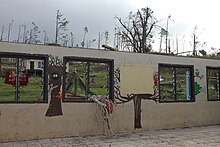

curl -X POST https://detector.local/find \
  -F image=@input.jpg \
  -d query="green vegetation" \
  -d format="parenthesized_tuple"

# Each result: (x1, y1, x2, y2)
(0, 76, 43, 102)
(208, 88, 218, 100)
(207, 69, 219, 100)
(90, 63, 108, 95)
(66, 61, 108, 98)
(19, 76, 42, 101)
(0, 76, 16, 101)
(0, 58, 45, 102)
(160, 67, 190, 101)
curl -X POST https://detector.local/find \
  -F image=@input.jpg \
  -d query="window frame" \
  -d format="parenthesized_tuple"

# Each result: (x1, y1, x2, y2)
(0, 52, 48, 103)
(206, 66, 220, 101)
(158, 63, 195, 103)
(62, 56, 114, 103)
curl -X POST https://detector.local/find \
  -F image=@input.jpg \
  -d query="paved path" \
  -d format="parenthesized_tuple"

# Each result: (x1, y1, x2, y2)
(1, 125, 220, 147)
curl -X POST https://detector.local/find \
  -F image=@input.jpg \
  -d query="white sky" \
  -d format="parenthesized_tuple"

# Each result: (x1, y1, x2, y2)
(146, 0, 220, 53)
(0, 0, 219, 53)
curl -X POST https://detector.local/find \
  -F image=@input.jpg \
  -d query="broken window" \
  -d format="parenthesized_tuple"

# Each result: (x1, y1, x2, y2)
(63, 57, 114, 102)
(0, 53, 48, 103)
(159, 64, 194, 102)
(207, 67, 220, 101)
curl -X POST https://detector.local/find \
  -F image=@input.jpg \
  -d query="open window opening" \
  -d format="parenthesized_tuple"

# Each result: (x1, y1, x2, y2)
(0, 53, 48, 103)
(63, 57, 114, 102)
(207, 67, 220, 101)
(159, 64, 194, 102)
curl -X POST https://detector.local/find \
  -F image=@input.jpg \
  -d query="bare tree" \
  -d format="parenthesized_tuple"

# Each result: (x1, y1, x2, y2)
(191, 26, 205, 56)
(114, 27, 126, 51)
(55, 10, 69, 44)
(98, 32, 101, 49)
(17, 25, 22, 42)
(0, 25, 4, 41)
(24, 30, 29, 43)
(62, 34, 69, 47)
(70, 32, 74, 47)
(7, 20, 14, 41)
(115, 7, 156, 53)
(210, 47, 220, 57)
(159, 28, 167, 52)
(87, 38, 96, 48)
(104, 31, 109, 45)
(192, 26, 198, 56)
(81, 27, 88, 48)
(29, 22, 41, 44)
(22, 23, 26, 43)
(43, 30, 49, 44)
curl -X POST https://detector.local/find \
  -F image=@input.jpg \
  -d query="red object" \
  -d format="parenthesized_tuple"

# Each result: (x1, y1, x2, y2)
(154, 75, 158, 86)
(19, 72, 28, 86)
(106, 100, 113, 113)
(4, 70, 16, 85)
(4, 70, 28, 86)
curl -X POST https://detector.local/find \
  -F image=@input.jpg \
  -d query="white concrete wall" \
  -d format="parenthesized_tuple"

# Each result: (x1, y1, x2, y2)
(0, 42, 220, 142)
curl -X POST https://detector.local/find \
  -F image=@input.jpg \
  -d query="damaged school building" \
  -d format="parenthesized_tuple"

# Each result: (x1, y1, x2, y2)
(0, 41, 220, 142)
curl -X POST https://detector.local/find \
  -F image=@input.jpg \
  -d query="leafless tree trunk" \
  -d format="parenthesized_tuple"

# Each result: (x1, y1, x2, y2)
(7, 20, 14, 41)
(81, 27, 88, 48)
(43, 30, 48, 44)
(0, 25, 4, 41)
(55, 10, 59, 44)
(22, 23, 26, 43)
(17, 25, 21, 42)
(55, 10, 69, 45)
(70, 32, 74, 47)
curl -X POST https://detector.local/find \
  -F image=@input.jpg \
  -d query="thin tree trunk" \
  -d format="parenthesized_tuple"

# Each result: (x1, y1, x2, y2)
(133, 95, 142, 129)
(55, 10, 59, 44)
(17, 25, 21, 42)
(23, 24, 26, 43)
(0, 25, 4, 41)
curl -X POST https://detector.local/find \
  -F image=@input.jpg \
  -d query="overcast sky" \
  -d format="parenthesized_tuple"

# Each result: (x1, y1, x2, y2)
(0, 0, 219, 53)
